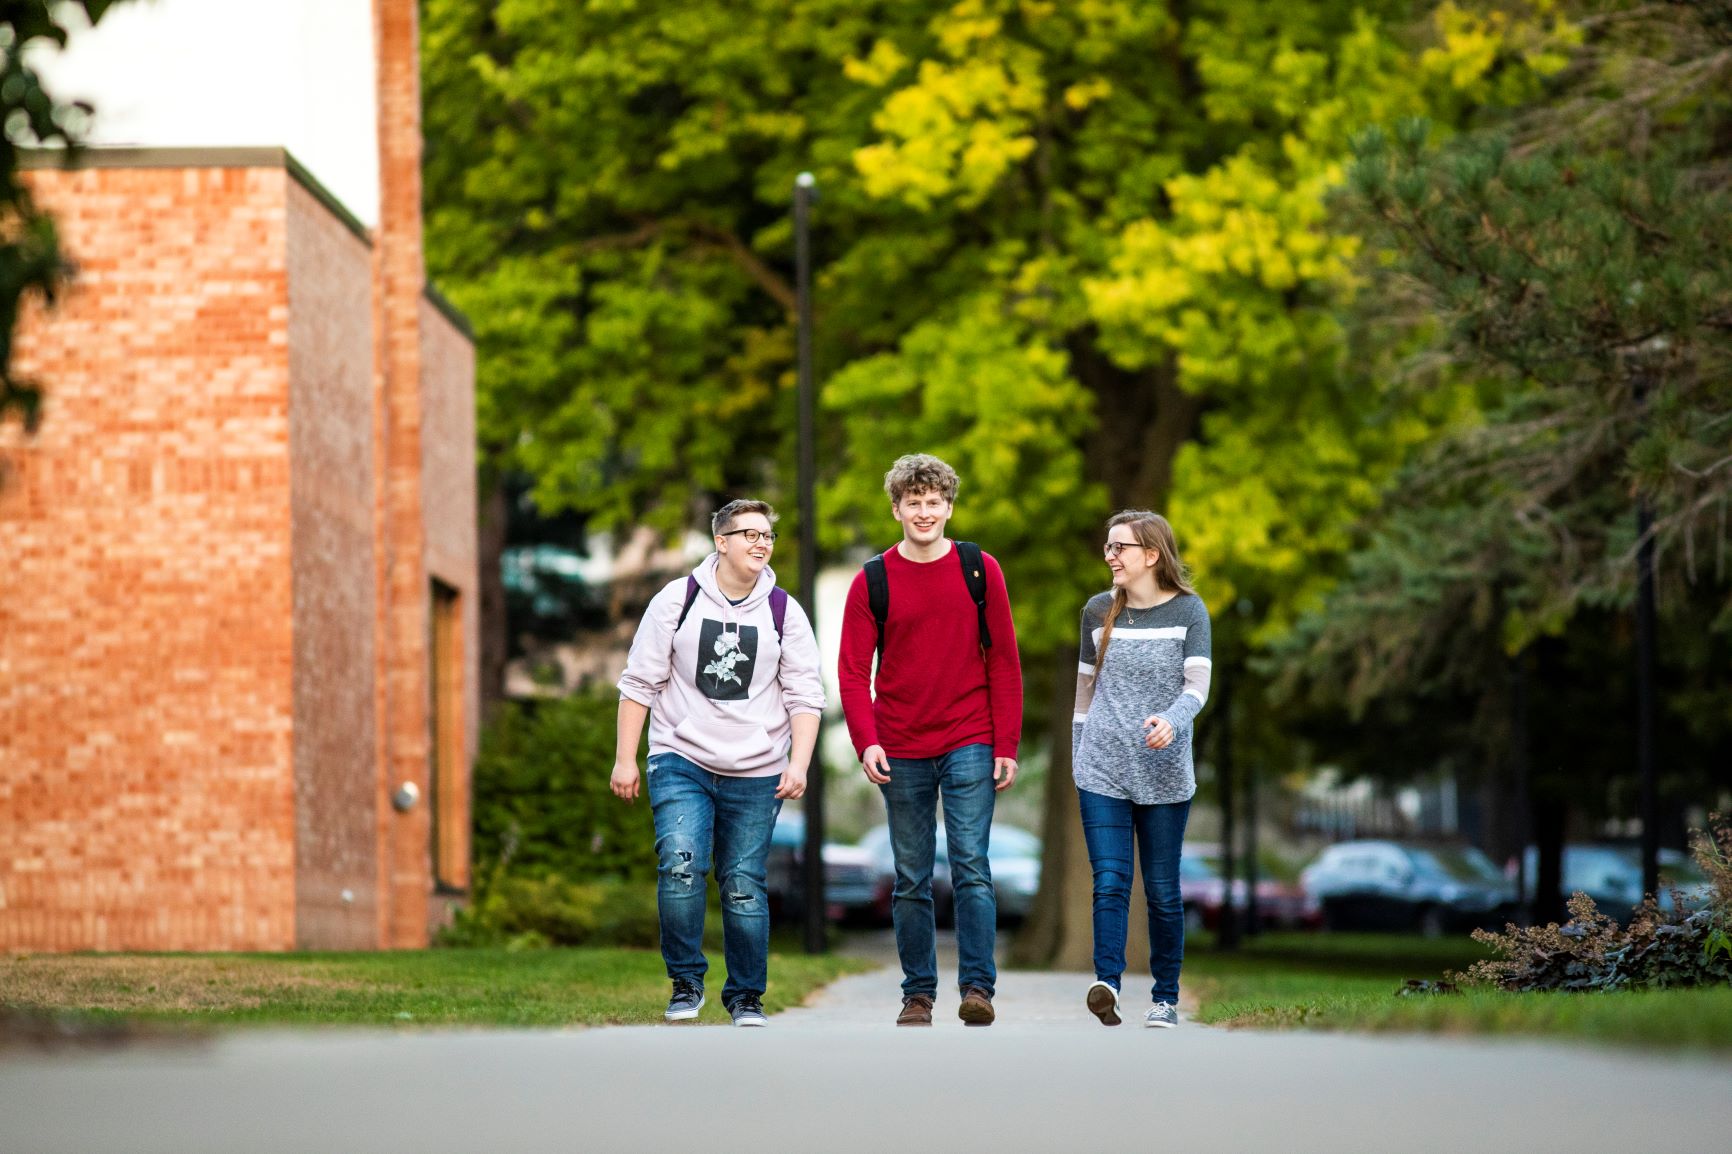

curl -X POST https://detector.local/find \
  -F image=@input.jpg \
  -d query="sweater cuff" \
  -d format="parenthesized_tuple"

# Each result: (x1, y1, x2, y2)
(617, 685, 656, 709)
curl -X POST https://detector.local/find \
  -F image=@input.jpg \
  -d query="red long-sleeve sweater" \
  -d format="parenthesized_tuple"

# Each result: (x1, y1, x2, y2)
(838, 541, 1023, 761)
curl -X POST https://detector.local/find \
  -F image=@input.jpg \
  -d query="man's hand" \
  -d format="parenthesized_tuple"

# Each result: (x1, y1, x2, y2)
(861, 745, 892, 784)
(610, 759, 642, 802)
(776, 763, 809, 800)
(1143, 715, 1175, 750)
(993, 757, 1018, 792)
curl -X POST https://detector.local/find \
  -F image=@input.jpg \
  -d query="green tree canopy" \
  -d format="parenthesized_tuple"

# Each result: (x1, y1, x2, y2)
(423, 0, 1570, 655)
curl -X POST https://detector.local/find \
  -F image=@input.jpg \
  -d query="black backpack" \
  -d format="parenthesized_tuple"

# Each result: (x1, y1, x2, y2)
(863, 541, 991, 659)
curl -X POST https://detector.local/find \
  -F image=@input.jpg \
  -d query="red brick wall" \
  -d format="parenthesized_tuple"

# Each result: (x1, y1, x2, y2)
(286, 180, 381, 949)
(421, 298, 478, 899)
(374, 0, 434, 948)
(0, 165, 299, 952)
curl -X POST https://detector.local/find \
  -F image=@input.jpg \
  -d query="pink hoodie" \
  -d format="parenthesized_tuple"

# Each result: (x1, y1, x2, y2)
(617, 555, 825, 776)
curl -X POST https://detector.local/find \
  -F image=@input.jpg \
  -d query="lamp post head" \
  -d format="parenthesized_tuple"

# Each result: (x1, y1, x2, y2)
(795, 171, 816, 189)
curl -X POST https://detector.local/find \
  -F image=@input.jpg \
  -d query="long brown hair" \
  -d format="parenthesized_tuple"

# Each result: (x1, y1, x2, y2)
(1094, 510, 1195, 677)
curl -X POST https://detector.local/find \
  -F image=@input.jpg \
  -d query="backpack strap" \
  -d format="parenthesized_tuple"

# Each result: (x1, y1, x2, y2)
(864, 552, 890, 659)
(677, 575, 789, 641)
(769, 587, 788, 642)
(954, 541, 992, 651)
(673, 575, 702, 634)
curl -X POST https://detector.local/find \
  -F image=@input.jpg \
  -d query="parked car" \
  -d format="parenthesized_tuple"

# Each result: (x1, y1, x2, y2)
(766, 812, 882, 924)
(1178, 847, 1321, 933)
(857, 822, 1042, 927)
(1300, 840, 1518, 937)
(1513, 844, 1712, 925)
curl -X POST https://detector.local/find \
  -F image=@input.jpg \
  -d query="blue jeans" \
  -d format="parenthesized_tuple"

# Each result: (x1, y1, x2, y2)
(647, 752, 782, 1008)
(880, 742, 997, 998)
(1077, 788, 1191, 1004)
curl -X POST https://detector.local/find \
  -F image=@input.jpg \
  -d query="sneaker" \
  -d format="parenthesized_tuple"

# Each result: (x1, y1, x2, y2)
(958, 986, 995, 1027)
(896, 994, 934, 1027)
(665, 979, 705, 1022)
(1086, 980, 1121, 1027)
(728, 994, 768, 1028)
(1145, 1001, 1178, 1029)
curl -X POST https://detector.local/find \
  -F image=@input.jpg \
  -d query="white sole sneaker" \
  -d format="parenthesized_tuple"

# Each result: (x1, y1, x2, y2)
(665, 994, 705, 1022)
(1145, 1003, 1178, 1029)
(732, 1013, 768, 1028)
(1086, 981, 1121, 1026)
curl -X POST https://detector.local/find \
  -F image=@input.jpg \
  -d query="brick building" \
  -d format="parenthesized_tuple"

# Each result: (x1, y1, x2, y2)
(0, 3, 476, 951)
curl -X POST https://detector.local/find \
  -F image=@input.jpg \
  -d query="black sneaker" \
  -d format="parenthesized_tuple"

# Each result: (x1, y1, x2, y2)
(665, 979, 705, 1022)
(728, 994, 768, 1027)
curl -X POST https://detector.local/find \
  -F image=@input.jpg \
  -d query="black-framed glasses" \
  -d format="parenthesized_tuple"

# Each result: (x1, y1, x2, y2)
(722, 528, 778, 545)
(1103, 541, 1136, 559)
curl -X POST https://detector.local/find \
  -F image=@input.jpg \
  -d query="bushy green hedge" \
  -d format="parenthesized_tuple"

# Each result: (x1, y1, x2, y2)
(440, 873, 663, 949)
(470, 689, 655, 883)
(440, 689, 664, 949)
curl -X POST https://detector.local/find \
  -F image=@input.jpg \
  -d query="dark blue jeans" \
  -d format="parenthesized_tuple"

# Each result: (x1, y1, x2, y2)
(881, 742, 997, 999)
(647, 752, 782, 1008)
(1077, 788, 1191, 1004)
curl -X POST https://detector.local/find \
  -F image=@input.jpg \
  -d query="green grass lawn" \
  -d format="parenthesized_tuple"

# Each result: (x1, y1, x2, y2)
(0, 946, 875, 1031)
(1184, 931, 1732, 1053)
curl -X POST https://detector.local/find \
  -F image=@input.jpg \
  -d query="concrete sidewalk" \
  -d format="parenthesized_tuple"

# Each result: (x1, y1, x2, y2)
(4, 954, 1729, 1154)
(779, 954, 1181, 1028)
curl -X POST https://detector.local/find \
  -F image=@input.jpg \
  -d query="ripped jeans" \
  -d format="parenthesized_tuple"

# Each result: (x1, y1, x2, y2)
(647, 752, 783, 1008)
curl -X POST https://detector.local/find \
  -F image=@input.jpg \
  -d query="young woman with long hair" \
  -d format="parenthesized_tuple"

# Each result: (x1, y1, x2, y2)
(1071, 510, 1212, 1028)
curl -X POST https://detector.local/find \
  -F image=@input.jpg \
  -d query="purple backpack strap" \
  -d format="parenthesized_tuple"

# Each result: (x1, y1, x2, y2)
(674, 575, 702, 634)
(769, 587, 788, 642)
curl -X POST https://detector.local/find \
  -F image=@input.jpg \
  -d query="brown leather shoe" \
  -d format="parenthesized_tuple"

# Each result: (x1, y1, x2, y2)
(897, 995, 934, 1027)
(958, 986, 995, 1026)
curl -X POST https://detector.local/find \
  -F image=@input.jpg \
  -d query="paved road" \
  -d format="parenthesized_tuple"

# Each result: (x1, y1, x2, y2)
(3, 962, 1729, 1154)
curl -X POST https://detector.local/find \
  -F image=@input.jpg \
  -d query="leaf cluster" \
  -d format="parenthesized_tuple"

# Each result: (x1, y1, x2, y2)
(0, 2, 128, 439)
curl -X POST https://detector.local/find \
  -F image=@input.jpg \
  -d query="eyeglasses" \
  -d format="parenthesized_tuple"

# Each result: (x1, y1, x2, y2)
(721, 528, 777, 545)
(1103, 541, 1138, 559)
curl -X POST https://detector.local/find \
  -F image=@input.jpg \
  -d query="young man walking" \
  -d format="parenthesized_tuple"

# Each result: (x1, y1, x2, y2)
(838, 454, 1023, 1026)
(613, 499, 825, 1027)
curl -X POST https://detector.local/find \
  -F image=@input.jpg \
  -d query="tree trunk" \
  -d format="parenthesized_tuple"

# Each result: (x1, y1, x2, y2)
(1533, 795, 1567, 926)
(1014, 344, 1202, 970)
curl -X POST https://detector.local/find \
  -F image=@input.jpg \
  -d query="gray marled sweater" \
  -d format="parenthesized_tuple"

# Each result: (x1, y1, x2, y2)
(1072, 591, 1213, 804)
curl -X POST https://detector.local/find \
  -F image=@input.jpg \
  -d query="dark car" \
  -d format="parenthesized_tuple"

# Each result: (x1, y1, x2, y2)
(1300, 840, 1517, 937)
(857, 822, 1042, 927)
(1178, 848, 1321, 933)
(1514, 844, 1711, 925)
(765, 812, 881, 924)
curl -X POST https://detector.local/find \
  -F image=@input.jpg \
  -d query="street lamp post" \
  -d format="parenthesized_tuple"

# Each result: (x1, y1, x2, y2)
(794, 171, 825, 955)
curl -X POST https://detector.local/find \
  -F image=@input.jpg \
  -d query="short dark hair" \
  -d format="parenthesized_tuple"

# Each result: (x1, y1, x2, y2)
(712, 499, 778, 536)
(883, 453, 960, 504)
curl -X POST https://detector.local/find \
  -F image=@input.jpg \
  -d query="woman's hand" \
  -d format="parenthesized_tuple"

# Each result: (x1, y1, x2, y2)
(1143, 715, 1175, 750)
(610, 759, 642, 802)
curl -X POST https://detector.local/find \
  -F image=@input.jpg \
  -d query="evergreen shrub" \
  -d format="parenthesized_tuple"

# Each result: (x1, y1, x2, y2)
(439, 689, 660, 948)
(470, 690, 655, 883)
